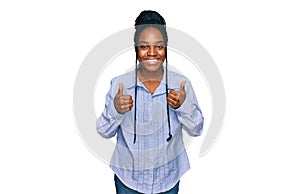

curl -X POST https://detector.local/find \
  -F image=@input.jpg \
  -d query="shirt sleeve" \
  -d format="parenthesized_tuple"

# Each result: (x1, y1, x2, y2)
(96, 79, 124, 138)
(173, 80, 204, 136)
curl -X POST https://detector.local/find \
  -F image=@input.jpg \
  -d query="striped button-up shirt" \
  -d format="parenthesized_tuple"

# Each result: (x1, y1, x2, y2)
(97, 65, 204, 193)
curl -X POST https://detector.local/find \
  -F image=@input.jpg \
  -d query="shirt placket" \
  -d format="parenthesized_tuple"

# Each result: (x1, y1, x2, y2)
(147, 92, 155, 192)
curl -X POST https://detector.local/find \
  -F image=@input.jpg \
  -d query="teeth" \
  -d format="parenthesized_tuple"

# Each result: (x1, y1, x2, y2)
(144, 59, 159, 65)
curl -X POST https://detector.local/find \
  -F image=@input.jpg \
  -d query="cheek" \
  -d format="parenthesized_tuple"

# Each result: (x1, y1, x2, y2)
(158, 50, 166, 59)
(137, 49, 146, 61)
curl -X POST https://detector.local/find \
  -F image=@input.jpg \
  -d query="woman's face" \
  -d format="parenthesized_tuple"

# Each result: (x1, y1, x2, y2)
(137, 27, 166, 74)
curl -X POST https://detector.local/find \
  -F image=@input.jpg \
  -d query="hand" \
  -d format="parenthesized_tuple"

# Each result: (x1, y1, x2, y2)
(114, 83, 133, 114)
(167, 80, 186, 109)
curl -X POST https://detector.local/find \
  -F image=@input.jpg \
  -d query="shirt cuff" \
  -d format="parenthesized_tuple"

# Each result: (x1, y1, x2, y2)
(173, 99, 194, 115)
(109, 103, 125, 124)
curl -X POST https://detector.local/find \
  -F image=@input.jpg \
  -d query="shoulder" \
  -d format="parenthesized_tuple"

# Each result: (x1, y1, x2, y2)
(168, 70, 191, 89)
(168, 70, 188, 80)
(110, 70, 135, 89)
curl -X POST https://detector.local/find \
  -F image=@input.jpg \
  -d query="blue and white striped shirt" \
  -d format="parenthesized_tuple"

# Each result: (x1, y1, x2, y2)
(97, 65, 204, 193)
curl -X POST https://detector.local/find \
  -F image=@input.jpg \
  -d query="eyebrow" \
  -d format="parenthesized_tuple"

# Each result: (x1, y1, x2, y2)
(138, 41, 165, 44)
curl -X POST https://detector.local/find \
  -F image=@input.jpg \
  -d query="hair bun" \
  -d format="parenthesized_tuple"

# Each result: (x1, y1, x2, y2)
(135, 10, 166, 26)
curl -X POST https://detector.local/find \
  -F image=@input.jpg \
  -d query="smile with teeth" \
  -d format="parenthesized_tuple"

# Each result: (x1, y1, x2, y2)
(144, 59, 160, 64)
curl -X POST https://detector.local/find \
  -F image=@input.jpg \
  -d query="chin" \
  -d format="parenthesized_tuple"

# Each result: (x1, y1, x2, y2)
(146, 65, 161, 71)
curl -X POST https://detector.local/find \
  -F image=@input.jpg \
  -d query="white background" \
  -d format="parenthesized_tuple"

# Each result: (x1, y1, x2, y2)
(1, 0, 299, 193)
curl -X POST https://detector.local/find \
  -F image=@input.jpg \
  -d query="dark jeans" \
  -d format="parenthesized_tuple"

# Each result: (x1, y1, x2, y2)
(114, 174, 179, 194)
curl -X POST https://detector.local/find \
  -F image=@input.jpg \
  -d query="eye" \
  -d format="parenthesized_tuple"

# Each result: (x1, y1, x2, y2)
(139, 45, 148, 49)
(156, 45, 164, 49)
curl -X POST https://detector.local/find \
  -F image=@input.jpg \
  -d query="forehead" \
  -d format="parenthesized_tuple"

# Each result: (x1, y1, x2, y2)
(138, 27, 164, 42)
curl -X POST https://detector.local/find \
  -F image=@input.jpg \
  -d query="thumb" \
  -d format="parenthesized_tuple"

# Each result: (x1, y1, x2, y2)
(118, 83, 123, 96)
(180, 80, 186, 92)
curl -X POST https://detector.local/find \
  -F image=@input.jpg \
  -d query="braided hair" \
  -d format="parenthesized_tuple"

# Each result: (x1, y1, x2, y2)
(133, 10, 172, 143)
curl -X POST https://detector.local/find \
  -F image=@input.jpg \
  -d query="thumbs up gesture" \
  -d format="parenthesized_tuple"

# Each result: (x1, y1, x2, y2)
(114, 83, 133, 114)
(167, 80, 186, 109)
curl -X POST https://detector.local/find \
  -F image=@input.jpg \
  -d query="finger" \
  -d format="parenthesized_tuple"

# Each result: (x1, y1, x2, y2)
(117, 83, 123, 96)
(167, 100, 173, 107)
(120, 104, 133, 110)
(119, 95, 132, 100)
(167, 97, 179, 109)
(119, 98, 133, 105)
(180, 80, 186, 92)
(167, 97, 173, 106)
(169, 90, 178, 95)
(168, 92, 179, 101)
(129, 102, 133, 109)
(167, 96, 178, 105)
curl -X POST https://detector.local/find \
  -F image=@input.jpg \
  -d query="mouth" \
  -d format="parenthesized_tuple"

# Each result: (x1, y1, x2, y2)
(143, 59, 161, 65)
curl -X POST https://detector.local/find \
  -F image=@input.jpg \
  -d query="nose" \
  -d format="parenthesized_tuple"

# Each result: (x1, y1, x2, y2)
(147, 46, 157, 56)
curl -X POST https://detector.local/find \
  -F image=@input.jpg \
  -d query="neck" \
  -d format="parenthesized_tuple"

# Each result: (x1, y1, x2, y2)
(138, 66, 164, 82)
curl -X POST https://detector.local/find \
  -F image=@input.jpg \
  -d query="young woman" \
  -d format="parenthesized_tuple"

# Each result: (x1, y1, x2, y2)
(97, 10, 204, 194)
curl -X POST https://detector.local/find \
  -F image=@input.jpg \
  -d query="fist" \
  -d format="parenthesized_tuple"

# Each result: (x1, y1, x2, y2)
(114, 83, 133, 114)
(167, 80, 186, 109)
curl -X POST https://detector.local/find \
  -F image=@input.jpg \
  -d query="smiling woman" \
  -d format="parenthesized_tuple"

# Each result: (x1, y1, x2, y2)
(137, 27, 165, 95)
(96, 10, 204, 194)
(138, 27, 165, 78)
